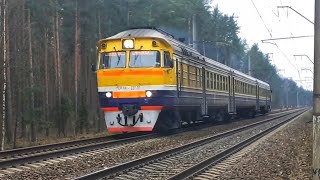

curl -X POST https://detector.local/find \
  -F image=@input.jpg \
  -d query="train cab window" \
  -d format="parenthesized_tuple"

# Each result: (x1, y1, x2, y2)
(163, 51, 174, 68)
(100, 52, 126, 69)
(129, 50, 160, 68)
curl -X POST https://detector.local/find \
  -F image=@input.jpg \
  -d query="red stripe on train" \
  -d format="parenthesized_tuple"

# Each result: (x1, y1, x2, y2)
(108, 127, 153, 132)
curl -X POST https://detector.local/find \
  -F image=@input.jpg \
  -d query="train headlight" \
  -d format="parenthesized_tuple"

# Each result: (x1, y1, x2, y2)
(106, 92, 112, 98)
(123, 39, 134, 49)
(146, 91, 152, 98)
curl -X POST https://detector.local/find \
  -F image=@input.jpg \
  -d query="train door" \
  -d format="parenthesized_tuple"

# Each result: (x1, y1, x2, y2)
(175, 56, 181, 97)
(255, 81, 259, 111)
(228, 74, 235, 113)
(201, 67, 208, 116)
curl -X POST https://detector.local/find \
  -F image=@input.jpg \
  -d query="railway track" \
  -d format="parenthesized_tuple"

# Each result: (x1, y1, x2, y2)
(0, 108, 291, 159)
(0, 108, 298, 176)
(74, 109, 306, 180)
(0, 133, 158, 170)
(0, 132, 150, 159)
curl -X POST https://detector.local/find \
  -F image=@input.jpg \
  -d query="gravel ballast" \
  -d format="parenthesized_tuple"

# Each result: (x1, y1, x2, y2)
(108, 116, 293, 180)
(219, 110, 312, 179)
(1, 111, 302, 179)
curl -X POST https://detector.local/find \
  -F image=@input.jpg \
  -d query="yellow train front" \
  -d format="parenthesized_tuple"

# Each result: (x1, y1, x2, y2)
(96, 29, 177, 133)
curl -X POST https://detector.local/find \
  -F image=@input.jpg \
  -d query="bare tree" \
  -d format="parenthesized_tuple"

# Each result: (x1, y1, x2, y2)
(44, 28, 49, 137)
(27, 9, 36, 142)
(56, 4, 62, 106)
(0, 0, 6, 150)
(5, 0, 12, 144)
(74, 0, 80, 133)
(52, 0, 63, 136)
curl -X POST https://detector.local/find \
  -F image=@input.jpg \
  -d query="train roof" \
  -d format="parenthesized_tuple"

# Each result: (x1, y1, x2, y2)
(105, 28, 270, 89)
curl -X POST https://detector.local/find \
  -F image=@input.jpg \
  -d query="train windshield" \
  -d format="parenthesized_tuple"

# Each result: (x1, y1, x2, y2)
(100, 52, 126, 69)
(129, 51, 160, 68)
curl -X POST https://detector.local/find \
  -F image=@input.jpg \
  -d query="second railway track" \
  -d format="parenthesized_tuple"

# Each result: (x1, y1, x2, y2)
(74, 109, 307, 180)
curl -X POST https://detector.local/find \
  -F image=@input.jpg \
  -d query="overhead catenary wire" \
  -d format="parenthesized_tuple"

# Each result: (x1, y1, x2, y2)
(250, 0, 273, 38)
(250, 0, 302, 83)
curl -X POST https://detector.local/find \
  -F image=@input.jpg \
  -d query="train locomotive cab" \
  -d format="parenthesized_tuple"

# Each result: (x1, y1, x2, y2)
(96, 32, 177, 133)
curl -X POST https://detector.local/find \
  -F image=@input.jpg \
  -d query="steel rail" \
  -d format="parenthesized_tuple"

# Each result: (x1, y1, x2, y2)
(73, 109, 305, 180)
(0, 133, 157, 169)
(0, 108, 293, 159)
(0, 109, 297, 170)
(167, 109, 307, 180)
(0, 132, 148, 159)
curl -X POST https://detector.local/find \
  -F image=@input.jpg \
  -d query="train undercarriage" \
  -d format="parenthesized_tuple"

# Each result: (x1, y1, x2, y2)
(105, 104, 271, 133)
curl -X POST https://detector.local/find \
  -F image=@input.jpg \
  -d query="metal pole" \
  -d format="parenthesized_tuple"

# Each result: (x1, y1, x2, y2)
(192, 15, 197, 51)
(313, 0, 320, 179)
(202, 40, 205, 56)
(285, 80, 289, 110)
(216, 46, 219, 62)
(248, 55, 252, 76)
(297, 90, 299, 108)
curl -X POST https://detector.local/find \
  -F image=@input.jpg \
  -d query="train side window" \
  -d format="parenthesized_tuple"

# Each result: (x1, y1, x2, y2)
(245, 84, 247, 94)
(195, 68, 198, 88)
(187, 65, 190, 86)
(219, 75, 222, 90)
(210, 73, 213, 89)
(236, 81, 238, 93)
(236, 81, 239, 93)
(226, 77, 229, 91)
(227, 77, 229, 91)
(222, 76, 225, 91)
(243, 83, 245, 94)
(163, 51, 173, 68)
(221, 76, 224, 91)
(237, 81, 240, 93)
(183, 63, 188, 86)
(225, 77, 228, 91)
(222, 76, 224, 91)
(213, 74, 216, 89)
(217, 75, 220, 90)
(207, 71, 209, 88)
(242, 83, 246, 94)
(199, 68, 202, 87)
(241, 82, 244, 94)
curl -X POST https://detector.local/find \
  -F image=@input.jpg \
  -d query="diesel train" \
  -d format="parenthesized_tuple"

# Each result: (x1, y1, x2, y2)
(94, 28, 271, 133)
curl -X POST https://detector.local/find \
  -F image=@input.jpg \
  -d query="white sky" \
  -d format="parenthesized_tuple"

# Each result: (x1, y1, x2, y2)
(211, 0, 314, 90)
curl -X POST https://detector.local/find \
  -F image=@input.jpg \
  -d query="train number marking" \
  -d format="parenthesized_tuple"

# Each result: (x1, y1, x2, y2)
(116, 86, 141, 90)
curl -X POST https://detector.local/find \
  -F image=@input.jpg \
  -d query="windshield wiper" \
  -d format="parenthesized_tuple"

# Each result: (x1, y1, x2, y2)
(133, 46, 144, 66)
(133, 53, 140, 65)
(113, 47, 121, 66)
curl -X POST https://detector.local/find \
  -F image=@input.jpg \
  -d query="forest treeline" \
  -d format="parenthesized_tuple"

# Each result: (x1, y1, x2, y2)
(0, 0, 312, 148)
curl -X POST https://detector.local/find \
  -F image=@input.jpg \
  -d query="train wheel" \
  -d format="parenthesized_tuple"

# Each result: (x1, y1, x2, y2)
(247, 110, 256, 119)
(154, 110, 181, 133)
(215, 111, 224, 122)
